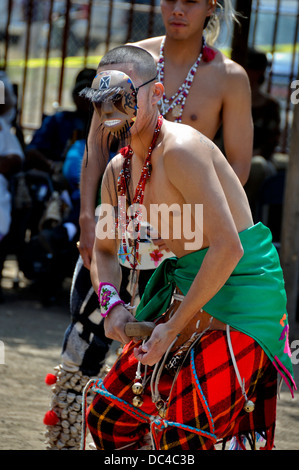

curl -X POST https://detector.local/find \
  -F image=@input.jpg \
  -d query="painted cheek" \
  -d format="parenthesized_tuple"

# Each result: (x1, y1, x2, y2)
(93, 102, 102, 118)
(113, 97, 126, 114)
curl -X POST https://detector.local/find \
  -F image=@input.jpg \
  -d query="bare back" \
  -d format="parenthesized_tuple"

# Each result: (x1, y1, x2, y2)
(106, 119, 253, 258)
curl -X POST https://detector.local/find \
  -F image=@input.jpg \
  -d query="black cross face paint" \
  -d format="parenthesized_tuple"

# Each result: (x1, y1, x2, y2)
(80, 70, 138, 138)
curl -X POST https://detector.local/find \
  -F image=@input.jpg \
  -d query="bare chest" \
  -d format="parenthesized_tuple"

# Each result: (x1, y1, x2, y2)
(129, 161, 185, 240)
(162, 63, 223, 139)
(130, 162, 180, 213)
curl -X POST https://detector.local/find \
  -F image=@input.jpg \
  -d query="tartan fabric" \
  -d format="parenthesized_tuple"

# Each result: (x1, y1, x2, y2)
(87, 330, 277, 450)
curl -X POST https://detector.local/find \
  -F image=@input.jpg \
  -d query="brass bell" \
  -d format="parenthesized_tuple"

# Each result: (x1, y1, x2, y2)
(132, 395, 143, 408)
(244, 400, 255, 413)
(158, 407, 167, 419)
(132, 382, 144, 395)
(155, 400, 164, 410)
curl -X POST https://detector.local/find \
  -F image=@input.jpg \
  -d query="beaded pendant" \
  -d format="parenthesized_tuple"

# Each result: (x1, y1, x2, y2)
(117, 115, 163, 269)
(157, 37, 205, 123)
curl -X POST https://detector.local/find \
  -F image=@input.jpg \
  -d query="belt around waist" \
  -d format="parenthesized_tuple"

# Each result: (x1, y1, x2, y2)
(158, 288, 230, 349)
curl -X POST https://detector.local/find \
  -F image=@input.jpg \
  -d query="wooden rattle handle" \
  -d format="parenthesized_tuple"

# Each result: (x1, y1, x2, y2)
(125, 321, 155, 338)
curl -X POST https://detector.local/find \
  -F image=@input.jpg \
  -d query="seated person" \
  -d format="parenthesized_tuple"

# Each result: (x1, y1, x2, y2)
(0, 74, 24, 302)
(0, 69, 17, 125)
(62, 138, 85, 223)
(246, 48, 281, 161)
(25, 68, 96, 174)
(244, 48, 281, 215)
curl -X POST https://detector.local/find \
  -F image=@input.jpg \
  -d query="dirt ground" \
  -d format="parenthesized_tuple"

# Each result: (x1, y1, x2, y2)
(1, 258, 299, 451)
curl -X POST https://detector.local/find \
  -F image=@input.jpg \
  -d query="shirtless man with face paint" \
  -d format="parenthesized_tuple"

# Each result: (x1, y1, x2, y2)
(83, 45, 295, 451)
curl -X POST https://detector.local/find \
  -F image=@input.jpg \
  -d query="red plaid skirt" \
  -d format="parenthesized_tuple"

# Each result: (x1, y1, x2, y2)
(87, 330, 277, 450)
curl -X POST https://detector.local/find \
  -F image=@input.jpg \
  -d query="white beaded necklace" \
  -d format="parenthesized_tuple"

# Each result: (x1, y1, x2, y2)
(157, 36, 205, 122)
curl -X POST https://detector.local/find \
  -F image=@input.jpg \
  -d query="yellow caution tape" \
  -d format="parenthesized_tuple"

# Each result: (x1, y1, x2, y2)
(1, 43, 298, 69)
(1, 55, 103, 69)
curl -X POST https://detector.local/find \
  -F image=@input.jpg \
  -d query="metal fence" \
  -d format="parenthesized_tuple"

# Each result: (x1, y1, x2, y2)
(249, 0, 299, 154)
(0, 0, 298, 152)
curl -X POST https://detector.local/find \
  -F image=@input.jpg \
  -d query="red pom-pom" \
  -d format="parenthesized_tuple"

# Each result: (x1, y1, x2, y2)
(202, 46, 217, 63)
(43, 409, 59, 426)
(45, 373, 57, 385)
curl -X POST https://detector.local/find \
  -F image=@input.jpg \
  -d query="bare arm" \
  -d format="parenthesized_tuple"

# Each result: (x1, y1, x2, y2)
(135, 137, 244, 365)
(79, 112, 108, 269)
(90, 163, 136, 344)
(222, 65, 253, 185)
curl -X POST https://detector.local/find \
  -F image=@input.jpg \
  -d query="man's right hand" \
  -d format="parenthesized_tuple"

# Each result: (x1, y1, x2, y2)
(103, 303, 136, 345)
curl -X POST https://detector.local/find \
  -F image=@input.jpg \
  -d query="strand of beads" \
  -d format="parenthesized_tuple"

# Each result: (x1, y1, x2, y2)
(117, 115, 163, 269)
(157, 37, 205, 122)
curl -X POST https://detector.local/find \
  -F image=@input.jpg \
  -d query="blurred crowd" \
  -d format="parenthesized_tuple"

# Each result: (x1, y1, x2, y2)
(0, 66, 96, 304)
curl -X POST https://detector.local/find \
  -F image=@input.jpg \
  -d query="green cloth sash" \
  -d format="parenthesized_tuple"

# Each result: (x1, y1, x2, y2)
(135, 222, 296, 395)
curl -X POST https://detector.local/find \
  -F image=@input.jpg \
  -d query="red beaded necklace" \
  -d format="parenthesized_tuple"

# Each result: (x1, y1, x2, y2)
(117, 114, 163, 269)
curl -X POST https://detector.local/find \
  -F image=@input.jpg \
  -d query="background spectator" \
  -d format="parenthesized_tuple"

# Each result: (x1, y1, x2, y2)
(0, 71, 24, 302)
(244, 48, 281, 216)
(25, 68, 96, 174)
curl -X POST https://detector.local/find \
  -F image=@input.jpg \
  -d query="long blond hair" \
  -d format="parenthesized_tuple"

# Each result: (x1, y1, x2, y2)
(205, 0, 239, 45)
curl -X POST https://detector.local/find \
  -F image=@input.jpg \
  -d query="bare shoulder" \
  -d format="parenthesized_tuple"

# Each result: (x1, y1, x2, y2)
(163, 121, 215, 169)
(102, 152, 123, 186)
(101, 153, 123, 204)
(127, 36, 163, 62)
(214, 51, 250, 90)
(106, 152, 123, 175)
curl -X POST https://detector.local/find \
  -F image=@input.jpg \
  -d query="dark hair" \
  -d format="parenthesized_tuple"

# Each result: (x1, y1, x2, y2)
(72, 67, 96, 95)
(245, 48, 269, 72)
(99, 45, 157, 83)
(75, 67, 97, 84)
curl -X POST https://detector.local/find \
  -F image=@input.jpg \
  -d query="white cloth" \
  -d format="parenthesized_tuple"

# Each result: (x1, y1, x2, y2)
(0, 117, 24, 238)
(0, 71, 17, 124)
(0, 117, 24, 159)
